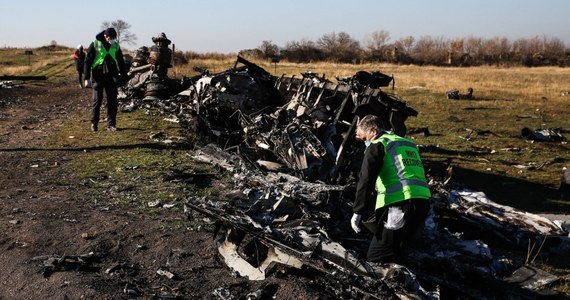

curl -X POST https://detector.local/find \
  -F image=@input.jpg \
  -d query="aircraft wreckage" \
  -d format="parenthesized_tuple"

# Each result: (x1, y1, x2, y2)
(117, 38, 570, 298)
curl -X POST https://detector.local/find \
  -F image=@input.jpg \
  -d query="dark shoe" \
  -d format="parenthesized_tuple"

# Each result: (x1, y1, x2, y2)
(91, 123, 98, 132)
(107, 126, 117, 132)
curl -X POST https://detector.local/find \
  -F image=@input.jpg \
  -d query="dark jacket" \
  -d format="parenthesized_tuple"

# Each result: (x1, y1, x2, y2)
(84, 30, 127, 85)
(73, 50, 85, 72)
(353, 134, 386, 215)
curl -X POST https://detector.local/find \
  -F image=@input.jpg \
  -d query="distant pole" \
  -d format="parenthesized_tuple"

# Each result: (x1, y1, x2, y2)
(271, 56, 280, 74)
(172, 43, 175, 77)
(24, 50, 33, 65)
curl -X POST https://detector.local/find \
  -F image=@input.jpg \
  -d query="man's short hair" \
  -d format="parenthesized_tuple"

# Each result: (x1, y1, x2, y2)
(105, 28, 117, 39)
(358, 115, 384, 133)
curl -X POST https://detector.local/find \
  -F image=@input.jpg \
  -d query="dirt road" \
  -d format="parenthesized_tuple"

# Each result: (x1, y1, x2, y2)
(0, 80, 323, 299)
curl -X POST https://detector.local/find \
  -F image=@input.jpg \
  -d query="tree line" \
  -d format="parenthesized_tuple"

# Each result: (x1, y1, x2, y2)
(242, 31, 569, 67)
(82, 20, 569, 67)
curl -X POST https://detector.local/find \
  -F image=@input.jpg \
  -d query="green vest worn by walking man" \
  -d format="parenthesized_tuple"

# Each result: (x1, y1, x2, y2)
(371, 132, 431, 210)
(91, 40, 120, 72)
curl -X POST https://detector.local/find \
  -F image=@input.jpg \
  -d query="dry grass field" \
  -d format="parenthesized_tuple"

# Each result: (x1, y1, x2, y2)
(176, 57, 570, 213)
(181, 57, 570, 296)
(1, 47, 570, 297)
(2, 48, 569, 212)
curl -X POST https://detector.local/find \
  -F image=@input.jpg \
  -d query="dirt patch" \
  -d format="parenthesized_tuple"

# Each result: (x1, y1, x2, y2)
(0, 80, 328, 299)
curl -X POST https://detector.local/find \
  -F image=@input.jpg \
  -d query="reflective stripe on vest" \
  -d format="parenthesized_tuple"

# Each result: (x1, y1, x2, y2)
(91, 40, 120, 71)
(372, 132, 431, 209)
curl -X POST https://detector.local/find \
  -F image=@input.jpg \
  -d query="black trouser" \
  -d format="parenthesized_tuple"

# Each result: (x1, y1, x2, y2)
(77, 70, 84, 87)
(91, 80, 118, 127)
(367, 198, 430, 263)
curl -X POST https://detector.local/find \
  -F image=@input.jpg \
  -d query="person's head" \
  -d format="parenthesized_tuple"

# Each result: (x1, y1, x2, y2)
(77, 44, 83, 50)
(356, 115, 384, 141)
(104, 28, 117, 41)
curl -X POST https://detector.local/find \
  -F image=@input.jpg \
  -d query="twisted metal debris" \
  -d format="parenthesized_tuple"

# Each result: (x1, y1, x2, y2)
(118, 52, 570, 298)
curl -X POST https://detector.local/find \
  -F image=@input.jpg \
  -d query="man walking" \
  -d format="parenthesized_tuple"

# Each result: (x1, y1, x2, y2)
(351, 115, 431, 263)
(84, 27, 127, 132)
(73, 45, 86, 88)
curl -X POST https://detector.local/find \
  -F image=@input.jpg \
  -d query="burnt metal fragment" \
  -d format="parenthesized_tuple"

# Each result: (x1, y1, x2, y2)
(115, 49, 570, 298)
(186, 144, 569, 299)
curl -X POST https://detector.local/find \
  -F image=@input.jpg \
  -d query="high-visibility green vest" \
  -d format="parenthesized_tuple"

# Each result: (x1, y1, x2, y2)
(91, 40, 120, 71)
(370, 132, 431, 209)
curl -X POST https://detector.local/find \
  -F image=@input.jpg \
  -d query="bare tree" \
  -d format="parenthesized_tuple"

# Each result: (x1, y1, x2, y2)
(446, 38, 465, 65)
(101, 19, 137, 46)
(477, 37, 512, 65)
(393, 36, 415, 63)
(464, 36, 484, 64)
(396, 36, 415, 54)
(363, 30, 391, 60)
(317, 31, 361, 62)
(283, 39, 323, 62)
(541, 36, 566, 65)
(512, 38, 531, 65)
(257, 40, 279, 59)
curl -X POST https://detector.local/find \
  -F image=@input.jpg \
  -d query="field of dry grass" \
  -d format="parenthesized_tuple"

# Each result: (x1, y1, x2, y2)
(2, 49, 569, 212)
(174, 57, 570, 211)
(0, 48, 75, 83)
(1, 48, 570, 296)
(179, 58, 570, 294)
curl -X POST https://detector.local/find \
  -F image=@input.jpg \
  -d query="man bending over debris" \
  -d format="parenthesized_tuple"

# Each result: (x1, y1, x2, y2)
(351, 115, 431, 263)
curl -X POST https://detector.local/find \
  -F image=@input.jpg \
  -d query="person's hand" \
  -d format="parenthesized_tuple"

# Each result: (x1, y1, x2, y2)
(84, 79, 91, 88)
(350, 214, 362, 233)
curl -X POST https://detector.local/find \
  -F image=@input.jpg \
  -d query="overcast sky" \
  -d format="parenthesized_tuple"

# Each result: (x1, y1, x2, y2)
(1, 0, 568, 53)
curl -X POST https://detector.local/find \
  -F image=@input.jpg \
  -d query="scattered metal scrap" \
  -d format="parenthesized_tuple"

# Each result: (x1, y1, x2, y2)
(116, 49, 570, 297)
(0, 81, 21, 89)
(521, 127, 567, 142)
(185, 144, 570, 299)
(184, 57, 416, 183)
(32, 253, 100, 277)
(119, 32, 189, 102)
(446, 87, 474, 100)
(121, 54, 418, 184)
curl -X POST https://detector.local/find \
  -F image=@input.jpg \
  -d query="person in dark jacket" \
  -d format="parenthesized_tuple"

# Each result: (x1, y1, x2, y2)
(73, 45, 86, 88)
(84, 27, 127, 132)
(351, 115, 431, 263)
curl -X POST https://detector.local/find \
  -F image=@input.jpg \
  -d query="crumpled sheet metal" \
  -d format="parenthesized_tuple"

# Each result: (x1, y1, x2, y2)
(171, 56, 417, 184)
(188, 144, 568, 298)
(453, 189, 565, 235)
(446, 189, 566, 246)
(504, 266, 560, 290)
(120, 56, 417, 184)
(521, 127, 567, 142)
(117, 55, 568, 297)
(218, 228, 304, 281)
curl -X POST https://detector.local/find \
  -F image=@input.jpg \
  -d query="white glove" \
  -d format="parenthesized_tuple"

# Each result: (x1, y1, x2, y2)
(84, 79, 91, 88)
(351, 214, 362, 233)
(384, 206, 405, 230)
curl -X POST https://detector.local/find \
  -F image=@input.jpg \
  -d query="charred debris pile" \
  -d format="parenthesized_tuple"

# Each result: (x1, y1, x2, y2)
(118, 38, 570, 299)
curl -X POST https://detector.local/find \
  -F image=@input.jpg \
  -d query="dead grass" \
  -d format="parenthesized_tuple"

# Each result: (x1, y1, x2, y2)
(4, 50, 569, 211)
(2, 49, 569, 297)
(176, 58, 570, 212)
(169, 58, 570, 296)
(37, 108, 227, 213)
(0, 48, 76, 84)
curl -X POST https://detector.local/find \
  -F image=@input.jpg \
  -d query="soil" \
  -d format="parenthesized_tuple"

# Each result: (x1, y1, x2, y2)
(0, 80, 328, 299)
